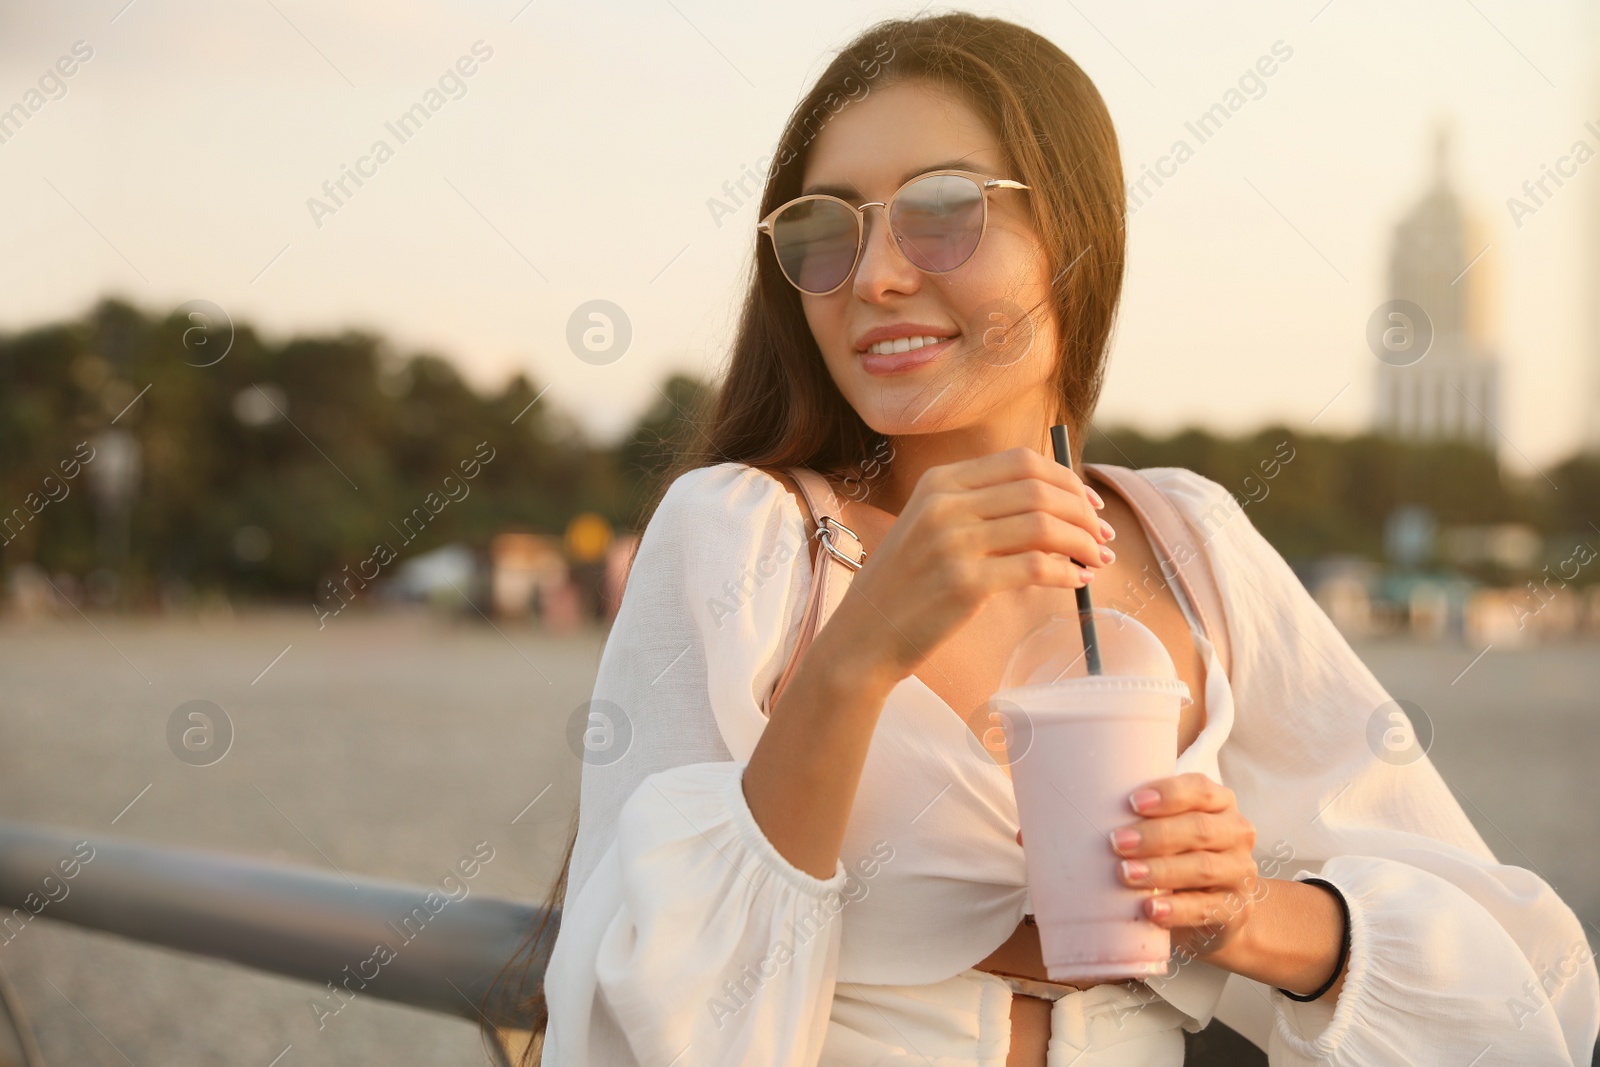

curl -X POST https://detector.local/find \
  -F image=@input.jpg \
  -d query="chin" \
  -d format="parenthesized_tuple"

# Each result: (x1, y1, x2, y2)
(865, 381, 1001, 438)
(851, 403, 959, 438)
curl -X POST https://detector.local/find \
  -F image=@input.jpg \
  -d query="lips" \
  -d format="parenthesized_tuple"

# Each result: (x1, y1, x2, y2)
(854, 322, 958, 351)
(860, 336, 958, 376)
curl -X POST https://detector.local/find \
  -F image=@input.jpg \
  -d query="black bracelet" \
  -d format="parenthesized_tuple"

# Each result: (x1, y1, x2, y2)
(1277, 877, 1350, 1002)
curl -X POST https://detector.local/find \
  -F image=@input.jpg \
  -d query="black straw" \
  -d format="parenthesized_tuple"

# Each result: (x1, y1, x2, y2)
(1049, 424, 1102, 675)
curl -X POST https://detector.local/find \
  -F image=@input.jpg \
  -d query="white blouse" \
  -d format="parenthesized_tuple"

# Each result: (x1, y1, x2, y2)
(540, 461, 1599, 1066)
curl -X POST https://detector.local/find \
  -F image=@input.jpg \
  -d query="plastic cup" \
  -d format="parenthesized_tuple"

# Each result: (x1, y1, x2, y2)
(993, 672, 1189, 982)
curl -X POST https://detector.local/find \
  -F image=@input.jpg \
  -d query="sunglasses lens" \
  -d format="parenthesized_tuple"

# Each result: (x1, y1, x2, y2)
(770, 198, 860, 293)
(891, 173, 985, 272)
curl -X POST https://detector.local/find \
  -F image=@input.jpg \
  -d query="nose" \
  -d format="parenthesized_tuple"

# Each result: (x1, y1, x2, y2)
(851, 203, 921, 301)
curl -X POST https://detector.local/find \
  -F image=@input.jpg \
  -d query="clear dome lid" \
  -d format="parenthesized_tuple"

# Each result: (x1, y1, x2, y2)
(998, 606, 1193, 704)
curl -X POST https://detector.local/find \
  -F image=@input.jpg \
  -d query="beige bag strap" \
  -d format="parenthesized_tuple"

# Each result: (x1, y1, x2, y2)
(1083, 463, 1233, 680)
(766, 466, 864, 713)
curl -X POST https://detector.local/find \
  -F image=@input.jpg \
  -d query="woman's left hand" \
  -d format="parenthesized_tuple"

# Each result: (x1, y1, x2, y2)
(1109, 771, 1261, 958)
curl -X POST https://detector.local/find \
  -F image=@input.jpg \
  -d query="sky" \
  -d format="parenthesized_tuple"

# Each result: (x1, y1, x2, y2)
(2, 0, 1598, 473)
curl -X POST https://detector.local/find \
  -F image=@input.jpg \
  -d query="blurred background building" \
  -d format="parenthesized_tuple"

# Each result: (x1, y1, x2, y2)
(1373, 123, 1504, 457)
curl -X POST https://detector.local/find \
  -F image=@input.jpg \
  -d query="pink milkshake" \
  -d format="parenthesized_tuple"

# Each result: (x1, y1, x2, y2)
(991, 608, 1192, 981)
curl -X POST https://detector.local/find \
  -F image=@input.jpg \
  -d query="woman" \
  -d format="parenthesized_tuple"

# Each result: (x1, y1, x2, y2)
(492, 12, 1599, 1066)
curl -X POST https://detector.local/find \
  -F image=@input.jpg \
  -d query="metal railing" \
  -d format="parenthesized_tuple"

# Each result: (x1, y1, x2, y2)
(0, 821, 553, 1064)
(0, 821, 1304, 1067)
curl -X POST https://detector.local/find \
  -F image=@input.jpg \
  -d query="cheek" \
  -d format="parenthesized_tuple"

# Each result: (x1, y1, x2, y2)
(802, 296, 850, 371)
(802, 294, 843, 338)
(967, 213, 1045, 281)
(800, 295, 825, 341)
(952, 288, 1057, 385)
(971, 237, 1055, 371)
(949, 242, 1051, 334)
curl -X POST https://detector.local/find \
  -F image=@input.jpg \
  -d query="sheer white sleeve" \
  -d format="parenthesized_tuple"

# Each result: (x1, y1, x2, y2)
(1156, 468, 1599, 1065)
(541, 462, 852, 1067)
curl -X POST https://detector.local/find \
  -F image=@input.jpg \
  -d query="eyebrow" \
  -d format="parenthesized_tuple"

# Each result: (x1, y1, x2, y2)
(801, 158, 990, 199)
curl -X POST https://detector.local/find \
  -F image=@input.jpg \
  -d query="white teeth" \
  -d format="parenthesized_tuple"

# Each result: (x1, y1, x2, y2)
(866, 335, 953, 356)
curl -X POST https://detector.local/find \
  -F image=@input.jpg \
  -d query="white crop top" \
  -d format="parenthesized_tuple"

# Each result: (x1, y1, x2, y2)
(540, 461, 1599, 1066)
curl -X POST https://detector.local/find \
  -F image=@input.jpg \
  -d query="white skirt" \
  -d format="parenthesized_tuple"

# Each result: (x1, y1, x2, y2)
(823, 968, 1190, 1066)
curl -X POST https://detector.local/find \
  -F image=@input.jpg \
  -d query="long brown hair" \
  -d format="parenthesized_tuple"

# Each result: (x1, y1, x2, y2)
(480, 10, 1126, 1061)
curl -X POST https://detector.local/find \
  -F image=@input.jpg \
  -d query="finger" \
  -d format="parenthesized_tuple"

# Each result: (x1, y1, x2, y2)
(1116, 848, 1259, 893)
(964, 478, 1107, 539)
(1125, 773, 1236, 817)
(1109, 809, 1251, 858)
(984, 550, 1094, 592)
(938, 445, 1093, 503)
(1144, 887, 1253, 930)
(975, 512, 1109, 572)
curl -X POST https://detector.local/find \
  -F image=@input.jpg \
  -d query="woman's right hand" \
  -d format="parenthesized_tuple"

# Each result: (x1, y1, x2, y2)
(831, 445, 1112, 683)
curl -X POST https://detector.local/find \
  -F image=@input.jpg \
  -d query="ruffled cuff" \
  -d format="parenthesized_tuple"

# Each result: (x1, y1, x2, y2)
(720, 761, 852, 896)
(1266, 868, 1367, 1053)
(1266, 855, 1590, 1065)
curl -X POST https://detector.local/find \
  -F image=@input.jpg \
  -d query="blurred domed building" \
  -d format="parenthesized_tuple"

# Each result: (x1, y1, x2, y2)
(1373, 121, 1503, 459)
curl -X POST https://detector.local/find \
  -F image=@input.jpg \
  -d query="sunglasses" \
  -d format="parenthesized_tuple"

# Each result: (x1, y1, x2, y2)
(756, 168, 1031, 295)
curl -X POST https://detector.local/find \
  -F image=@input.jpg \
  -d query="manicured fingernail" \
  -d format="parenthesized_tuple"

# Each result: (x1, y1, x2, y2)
(1100, 519, 1116, 542)
(1129, 788, 1160, 813)
(1099, 545, 1116, 565)
(1148, 897, 1171, 918)
(1120, 859, 1149, 882)
(1086, 487, 1105, 509)
(1080, 567, 1095, 583)
(1110, 828, 1141, 853)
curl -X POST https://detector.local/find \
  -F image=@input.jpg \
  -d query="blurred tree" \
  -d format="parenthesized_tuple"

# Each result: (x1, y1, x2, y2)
(0, 300, 610, 606)
(2, 299, 1592, 606)
(1089, 424, 1552, 573)
(614, 371, 716, 526)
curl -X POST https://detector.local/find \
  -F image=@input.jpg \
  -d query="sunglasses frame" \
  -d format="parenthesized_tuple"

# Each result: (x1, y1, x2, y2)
(756, 168, 1031, 296)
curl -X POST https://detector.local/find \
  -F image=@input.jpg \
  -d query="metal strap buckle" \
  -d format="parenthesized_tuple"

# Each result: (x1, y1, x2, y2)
(814, 514, 866, 571)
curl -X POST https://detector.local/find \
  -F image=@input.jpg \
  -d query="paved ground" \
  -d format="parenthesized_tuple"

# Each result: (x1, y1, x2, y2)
(0, 610, 1593, 1065)
(0, 609, 594, 1067)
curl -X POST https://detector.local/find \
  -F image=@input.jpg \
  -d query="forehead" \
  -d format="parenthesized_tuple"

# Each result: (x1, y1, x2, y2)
(801, 79, 1006, 198)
